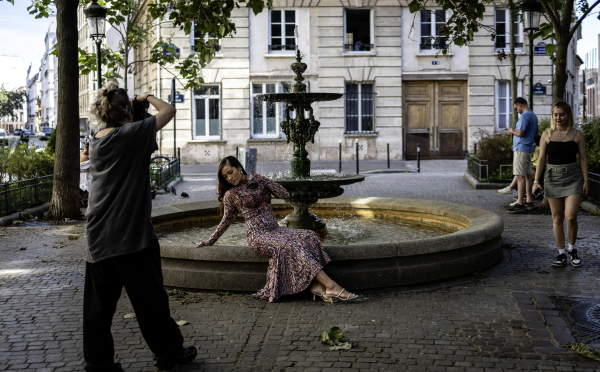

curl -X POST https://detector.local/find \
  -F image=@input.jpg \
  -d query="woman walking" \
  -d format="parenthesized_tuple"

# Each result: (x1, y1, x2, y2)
(197, 156, 358, 303)
(85, 84, 196, 371)
(532, 100, 588, 267)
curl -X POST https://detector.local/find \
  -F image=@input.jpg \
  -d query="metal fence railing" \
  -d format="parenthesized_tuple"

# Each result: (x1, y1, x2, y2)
(0, 175, 53, 216)
(150, 157, 180, 190)
(470, 157, 489, 181)
(588, 172, 600, 204)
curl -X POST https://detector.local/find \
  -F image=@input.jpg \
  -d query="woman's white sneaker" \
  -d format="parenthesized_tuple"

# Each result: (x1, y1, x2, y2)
(498, 186, 513, 194)
(568, 249, 582, 267)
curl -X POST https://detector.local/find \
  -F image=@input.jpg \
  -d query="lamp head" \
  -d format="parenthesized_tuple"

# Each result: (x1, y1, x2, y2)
(84, 0, 108, 42)
(521, 0, 542, 33)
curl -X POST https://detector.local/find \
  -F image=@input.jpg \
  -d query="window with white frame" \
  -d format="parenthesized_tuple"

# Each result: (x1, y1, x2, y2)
(346, 83, 374, 133)
(345, 9, 372, 52)
(496, 81, 523, 129)
(494, 9, 522, 51)
(192, 24, 220, 52)
(252, 83, 278, 137)
(194, 86, 220, 138)
(420, 10, 447, 51)
(269, 10, 296, 52)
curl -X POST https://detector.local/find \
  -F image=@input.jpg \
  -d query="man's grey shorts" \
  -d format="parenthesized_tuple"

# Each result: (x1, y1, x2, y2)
(513, 151, 533, 176)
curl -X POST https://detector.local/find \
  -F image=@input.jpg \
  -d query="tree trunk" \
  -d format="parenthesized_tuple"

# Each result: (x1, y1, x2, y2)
(553, 39, 569, 103)
(509, 0, 518, 127)
(47, 0, 81, 220)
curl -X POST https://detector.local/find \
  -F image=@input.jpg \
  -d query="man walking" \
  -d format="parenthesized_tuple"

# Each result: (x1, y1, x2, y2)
(505, 97, 538, 213)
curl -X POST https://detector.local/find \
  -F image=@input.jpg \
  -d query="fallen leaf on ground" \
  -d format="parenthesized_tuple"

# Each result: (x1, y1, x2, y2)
(12, 220, 23, 225)
(53, 242, 66, 249)
(435, 332, 454, 337)
(0, 282, 7, 286)
(216, 291, 230, 296)
(18, 247, 26, 250)
(176, 320, 189, 326)
(41, 259, 53, 263)
(68, 235, 78, 240)
(329, 342, 352, 351)
(167, 289, 200, 305)
(319, 326, 347, 347)
(503, 243, 516, 249)
(124, 313, 136, 319)
(0, 233, 4, 236)
(563, 342, 600, 361)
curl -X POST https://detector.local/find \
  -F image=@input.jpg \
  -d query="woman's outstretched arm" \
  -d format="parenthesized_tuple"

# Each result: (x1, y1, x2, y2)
(196, 193, 237, 247)
(251, 171, 289, 199)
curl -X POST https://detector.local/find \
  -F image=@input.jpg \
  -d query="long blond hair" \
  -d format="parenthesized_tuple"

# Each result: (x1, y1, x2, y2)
(548, 100, 574, 136)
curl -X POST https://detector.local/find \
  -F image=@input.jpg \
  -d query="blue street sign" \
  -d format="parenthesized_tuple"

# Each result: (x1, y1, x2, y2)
(168, 92, 185, 103)
(164, 44, 180, 57)
(534, 42, 547, 55)
(533, 83, 547, 95)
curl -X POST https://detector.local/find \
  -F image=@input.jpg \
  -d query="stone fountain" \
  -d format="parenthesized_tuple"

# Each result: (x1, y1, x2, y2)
(256, 33, 364, 236)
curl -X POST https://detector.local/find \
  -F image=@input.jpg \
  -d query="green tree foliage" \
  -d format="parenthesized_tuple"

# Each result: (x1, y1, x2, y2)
(407, 0, 600, 102)
(471, 129, 513, 181)
(0, 85, 26, 121)
(46, 128, 57, 155)
(45, 0, 273, 91)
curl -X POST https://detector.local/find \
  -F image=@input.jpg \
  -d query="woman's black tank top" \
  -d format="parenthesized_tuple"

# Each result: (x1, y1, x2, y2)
(547, 130, 578, 165)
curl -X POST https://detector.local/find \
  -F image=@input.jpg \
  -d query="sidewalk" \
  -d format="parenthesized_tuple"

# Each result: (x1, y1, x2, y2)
(181, 159, 468, 176)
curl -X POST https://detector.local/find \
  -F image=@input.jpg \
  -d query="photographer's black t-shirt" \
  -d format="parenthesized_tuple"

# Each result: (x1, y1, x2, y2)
(85, 116, 158, 263)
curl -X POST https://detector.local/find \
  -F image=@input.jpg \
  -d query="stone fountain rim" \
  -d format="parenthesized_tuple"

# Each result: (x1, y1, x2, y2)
(270, 174, 365, 186)
(153, 196, 503, 263)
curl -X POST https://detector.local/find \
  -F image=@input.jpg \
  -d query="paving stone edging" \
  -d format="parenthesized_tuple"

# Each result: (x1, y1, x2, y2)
(0, 202, 50, 227)
(464, 170, 511, 190)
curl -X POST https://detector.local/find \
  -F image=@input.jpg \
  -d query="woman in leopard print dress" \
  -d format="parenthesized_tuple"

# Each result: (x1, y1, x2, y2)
(197, 156, 358, 303)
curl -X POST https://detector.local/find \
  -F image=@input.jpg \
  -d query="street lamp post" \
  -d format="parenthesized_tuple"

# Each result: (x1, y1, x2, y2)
(521, 0, 542, 110)
(84, 0, 107, 90)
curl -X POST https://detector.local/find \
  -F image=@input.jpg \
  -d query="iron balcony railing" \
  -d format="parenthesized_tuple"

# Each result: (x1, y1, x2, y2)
(345, 44, 374, 52)
(419, 43, 447, 50)
(495, 42, 524, 49)
(268, 44, 296, 51)
(0, 175, 53, 217)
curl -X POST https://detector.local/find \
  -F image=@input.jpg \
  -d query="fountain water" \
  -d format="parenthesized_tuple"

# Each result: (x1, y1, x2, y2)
(256, 37, 364, 236)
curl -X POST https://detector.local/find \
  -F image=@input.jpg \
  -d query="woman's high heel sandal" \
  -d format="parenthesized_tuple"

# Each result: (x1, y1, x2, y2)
(312, 292, 334, 303)
(329, 289, 358, 302)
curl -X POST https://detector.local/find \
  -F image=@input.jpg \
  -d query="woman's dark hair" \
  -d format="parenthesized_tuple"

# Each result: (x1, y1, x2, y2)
(89, 83, 132, 126)
(217, 156, 247, 216)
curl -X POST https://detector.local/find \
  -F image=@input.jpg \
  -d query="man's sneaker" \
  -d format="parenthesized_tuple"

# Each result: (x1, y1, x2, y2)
(509, 200, 520, 206)
(505, 203, 528, 213)
(524, 201, 536, 210)
(568, 249, 582, 267)
(552, 253, 568, 267)
(155, 346, 198, 371)
(498, 186, 514, 194)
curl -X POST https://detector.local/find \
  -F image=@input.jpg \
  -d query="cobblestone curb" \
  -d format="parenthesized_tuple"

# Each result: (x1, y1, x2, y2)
(464, 171, 511, 190)
(0, 202, 50, 227)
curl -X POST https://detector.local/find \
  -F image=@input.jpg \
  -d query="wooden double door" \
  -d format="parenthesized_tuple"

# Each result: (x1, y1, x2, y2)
(403, 81, 468, 159)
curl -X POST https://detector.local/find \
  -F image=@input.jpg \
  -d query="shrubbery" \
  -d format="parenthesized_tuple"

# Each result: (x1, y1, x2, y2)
(581, 118, 600, 174)
(471, 129, 513, 181)
(0, 143, 55, 183)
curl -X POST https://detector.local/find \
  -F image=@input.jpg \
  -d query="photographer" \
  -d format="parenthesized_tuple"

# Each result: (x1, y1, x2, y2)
(84, 84, 196, 372)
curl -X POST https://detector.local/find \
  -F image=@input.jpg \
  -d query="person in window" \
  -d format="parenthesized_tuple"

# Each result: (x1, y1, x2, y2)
(533, 100, 588, 268)
(197, 156, 359, 303)
(84, 84, 197, 372)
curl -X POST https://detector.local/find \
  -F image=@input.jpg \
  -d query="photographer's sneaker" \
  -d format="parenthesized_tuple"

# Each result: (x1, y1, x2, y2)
(568, 249, 582, 267)
(524, 201, 536, 211)
(552, 253, 567, 267)
(154, 346, 197, 371)
(498, 186, 514, 194)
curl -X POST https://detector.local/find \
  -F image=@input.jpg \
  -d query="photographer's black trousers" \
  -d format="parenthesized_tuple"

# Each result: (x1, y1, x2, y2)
(83, 240, 183, 369)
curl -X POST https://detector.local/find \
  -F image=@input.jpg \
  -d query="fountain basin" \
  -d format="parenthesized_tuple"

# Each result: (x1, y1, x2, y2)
(152, 197, 504, 291)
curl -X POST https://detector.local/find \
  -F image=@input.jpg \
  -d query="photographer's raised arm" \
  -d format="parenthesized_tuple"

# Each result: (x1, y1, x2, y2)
(144, 95, 176, 132)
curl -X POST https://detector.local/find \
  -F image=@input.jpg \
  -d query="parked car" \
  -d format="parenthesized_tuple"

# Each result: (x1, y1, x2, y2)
(20, 130, 30, 143)
(0, 129, 8, 146)
(39, 126, 53, 140)
(14, 128, 23, 136)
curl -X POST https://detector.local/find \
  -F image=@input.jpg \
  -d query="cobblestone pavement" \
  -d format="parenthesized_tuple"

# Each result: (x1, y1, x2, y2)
(2, 161, 600, 371)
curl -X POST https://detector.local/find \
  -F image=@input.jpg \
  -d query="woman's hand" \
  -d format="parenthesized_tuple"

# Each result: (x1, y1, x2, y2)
(532, 183, 542, 195)
(196, 241, 211, 248)
(583, 180, 588, 197)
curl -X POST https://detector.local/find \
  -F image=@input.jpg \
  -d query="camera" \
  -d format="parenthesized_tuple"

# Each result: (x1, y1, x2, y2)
(132, 99, 152, 122)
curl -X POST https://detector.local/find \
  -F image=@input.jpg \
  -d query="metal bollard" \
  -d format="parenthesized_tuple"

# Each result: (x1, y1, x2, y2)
(338, 139, 342, 173)
(387, 143, 390, 169)
(417, 143, 421, 173)
(474, 143, 477, 156)
(177, 147, 181, 161)
(236, 146, 239, 159)
(356, 140, 359, 175)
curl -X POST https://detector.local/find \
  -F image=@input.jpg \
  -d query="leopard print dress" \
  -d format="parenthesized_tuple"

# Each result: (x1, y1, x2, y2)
(203, 171, 331, 302)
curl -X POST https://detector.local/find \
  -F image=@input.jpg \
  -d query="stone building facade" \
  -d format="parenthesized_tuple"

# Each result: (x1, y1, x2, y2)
(126, 1, 581, 163)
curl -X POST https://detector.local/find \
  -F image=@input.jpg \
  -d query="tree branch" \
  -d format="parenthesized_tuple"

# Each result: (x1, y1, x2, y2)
(538, 0, 561, 37)
(569, 0, 600, 40)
